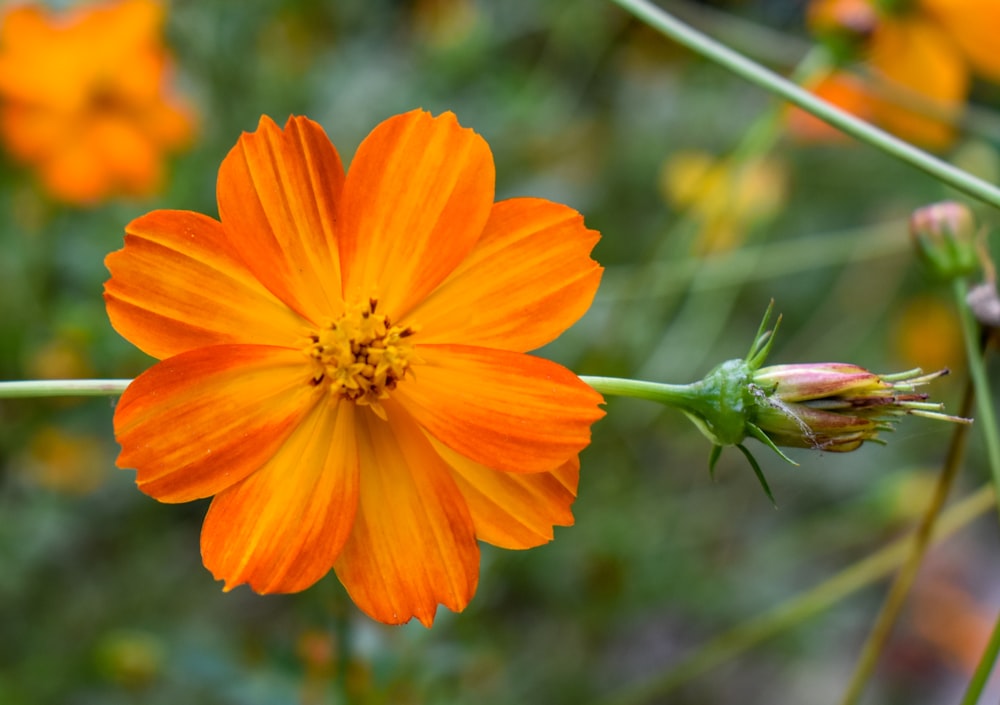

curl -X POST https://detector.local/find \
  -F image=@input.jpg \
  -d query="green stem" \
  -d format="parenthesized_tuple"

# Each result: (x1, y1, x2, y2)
(579, 375, 695, 406)
(608, 0, 1000, 211)
(961, 612, 1000, 705)
(953, 277, 1000, 704)
(596, 484, 996, 705)
(838, 378, 976, 705)
(952, 279, 1000, 512)
(0, 379, 131, 398)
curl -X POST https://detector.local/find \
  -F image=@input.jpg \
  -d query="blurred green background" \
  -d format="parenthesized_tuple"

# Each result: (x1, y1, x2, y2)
(2, 0, 1000, 703)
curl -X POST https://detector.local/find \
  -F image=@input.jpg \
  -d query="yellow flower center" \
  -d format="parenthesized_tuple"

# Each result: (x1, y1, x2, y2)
(305, 298, 418, 418)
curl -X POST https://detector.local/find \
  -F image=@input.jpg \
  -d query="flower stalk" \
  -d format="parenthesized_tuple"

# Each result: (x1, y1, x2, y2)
(0, 379, 131, 398)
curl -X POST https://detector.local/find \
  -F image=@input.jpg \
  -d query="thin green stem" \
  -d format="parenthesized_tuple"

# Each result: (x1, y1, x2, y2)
(953, 276, 1000, 704)
(953, 279, 1000, 510)
(596, 484, 996, 705)
(608, 0, 1000, 211)
(579, 375, 694, 406)
(0, 379, 131, 398)
(961, 611, 1000, 705)
(838, 378, 976, 705)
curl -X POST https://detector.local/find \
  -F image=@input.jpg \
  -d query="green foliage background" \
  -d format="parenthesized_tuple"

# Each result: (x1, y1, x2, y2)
(2, 1, 998, 703)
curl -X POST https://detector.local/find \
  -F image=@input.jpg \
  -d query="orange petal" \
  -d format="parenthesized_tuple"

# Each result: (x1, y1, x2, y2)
(409, 198, 602, 352)
(429, 432, 580, 549)
(868, 16, 967, 148)
(114, 345, 321, 503)
(201, 399, 360, 593)
(333, 404, 479, 627)
(338, 109, 494, 318)
(394, 344, 605, 473)
(0, 105, 69, 162)
(924, 0, 1000, 83)
(39, 137, 114, 205)
(105, 210, 308, 360)
(89, 115, 160, 195)
(217, 115, 345, 320)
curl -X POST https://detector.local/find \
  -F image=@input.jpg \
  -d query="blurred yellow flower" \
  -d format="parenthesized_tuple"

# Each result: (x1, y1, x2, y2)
(0, 0, 196, 204)
(659, 151, 786, 254)
(796, 0, 1000, 148)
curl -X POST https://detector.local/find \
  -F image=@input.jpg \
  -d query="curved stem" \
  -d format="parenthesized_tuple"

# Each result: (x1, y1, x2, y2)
(838, 377, 976, 705)
(953, 279, 1000, 507)
(607, 0, 1000, 211)
(953, 276, 1000, 704)
(0, 379, 131, 398)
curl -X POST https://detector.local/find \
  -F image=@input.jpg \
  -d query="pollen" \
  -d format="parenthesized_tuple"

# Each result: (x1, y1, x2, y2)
(305, 299, 418, 419)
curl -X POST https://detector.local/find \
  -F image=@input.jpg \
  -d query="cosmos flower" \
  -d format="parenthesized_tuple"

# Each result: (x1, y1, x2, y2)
(0, 0, 195, 204)
(104, 109, 605, 626)
(794, 0, 1000, 148)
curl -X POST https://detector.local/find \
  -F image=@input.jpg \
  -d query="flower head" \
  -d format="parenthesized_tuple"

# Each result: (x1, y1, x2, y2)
(0, 0, 196, 204)
(660, 304, 967, 500)
(794, 0, 1000, 148)
(751, 364, 956, 452)
(104, 110, 605, 626)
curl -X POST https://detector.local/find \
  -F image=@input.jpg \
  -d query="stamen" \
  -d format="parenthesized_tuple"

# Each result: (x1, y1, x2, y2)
(303, 299, 419, 413)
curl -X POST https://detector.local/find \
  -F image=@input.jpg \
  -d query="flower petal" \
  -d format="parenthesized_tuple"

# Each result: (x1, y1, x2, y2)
(217, 115, 345, 320)
(394, 344, 605, 473)
(409, 198, 602, 352)
(338, 109, 494, 318)
(105, 210, 307, 360)
(201, 399, 359, 594)
(334, 403, 479, 627)
(869, 17, 967, 148)
(924, 0, 1000, 83)
(114, 345, 321, 502)
(429, 433, 580, 549)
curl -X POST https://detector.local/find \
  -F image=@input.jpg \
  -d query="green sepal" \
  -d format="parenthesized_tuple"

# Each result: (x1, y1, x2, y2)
(708, 444, 723, 480)
(737, 443, 777, 507)
(747, 421, 799, 467)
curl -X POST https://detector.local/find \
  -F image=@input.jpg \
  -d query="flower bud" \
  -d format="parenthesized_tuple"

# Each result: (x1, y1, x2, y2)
(651, 302, 971, 501)
(910, 201, 981, 280)
(750, 364, 961, 453)
(808, 0, 878, 39)
(807, 0, 879, 62)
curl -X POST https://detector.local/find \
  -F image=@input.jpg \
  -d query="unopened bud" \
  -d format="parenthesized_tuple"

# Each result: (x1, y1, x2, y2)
(653, 302, 970, 502)
(910, 201, 980, 280)
(807, 0, 878, 61)
(808, 0, 878, 37)
(751, 364, 965, 453)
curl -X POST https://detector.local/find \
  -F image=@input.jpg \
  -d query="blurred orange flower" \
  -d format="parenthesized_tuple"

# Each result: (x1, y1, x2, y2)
(104, 110, 605, 626)
(794, 0, 1000, 148)
(0, 0, 195, 204)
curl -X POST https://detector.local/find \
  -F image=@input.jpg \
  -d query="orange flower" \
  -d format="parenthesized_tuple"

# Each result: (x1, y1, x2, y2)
(795, 0, 1000, 148)
(104, 110, 605, 626)
(0, 0, 195, 204)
